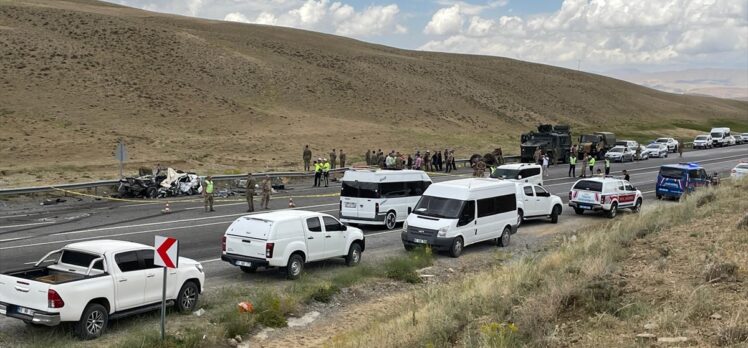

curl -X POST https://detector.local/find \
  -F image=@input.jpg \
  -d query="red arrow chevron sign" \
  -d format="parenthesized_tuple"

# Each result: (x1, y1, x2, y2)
(154, 236, 178, 268)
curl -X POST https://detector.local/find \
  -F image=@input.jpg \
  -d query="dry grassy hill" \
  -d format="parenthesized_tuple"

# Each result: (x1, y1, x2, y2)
(1, 0, 746, 187)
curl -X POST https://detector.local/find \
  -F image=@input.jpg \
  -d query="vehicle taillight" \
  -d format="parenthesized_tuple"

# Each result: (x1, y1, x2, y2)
(375, 203, 379, 215)
(221, 236, 226, 253)
(48, 289, 64, 308)
(568, 191, 573, 200)
(266, 243, 275, 258)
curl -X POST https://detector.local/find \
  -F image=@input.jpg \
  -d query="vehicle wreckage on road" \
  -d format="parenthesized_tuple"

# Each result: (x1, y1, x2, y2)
(116, 168, 202, 199)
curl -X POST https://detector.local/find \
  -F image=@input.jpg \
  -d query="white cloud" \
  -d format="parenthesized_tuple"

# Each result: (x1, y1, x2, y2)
(421, 0, 748, 70)
(424, 5, 464, 35)
(335, 4, 401, 36)
(224, 12, 251, 23)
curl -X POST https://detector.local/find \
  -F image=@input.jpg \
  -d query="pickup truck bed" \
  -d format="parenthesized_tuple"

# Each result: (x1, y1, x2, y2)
(6, 268, 89, 285)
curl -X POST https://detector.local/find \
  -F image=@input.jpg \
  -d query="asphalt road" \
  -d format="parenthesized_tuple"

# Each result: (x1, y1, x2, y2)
(1, 144, 746, 282)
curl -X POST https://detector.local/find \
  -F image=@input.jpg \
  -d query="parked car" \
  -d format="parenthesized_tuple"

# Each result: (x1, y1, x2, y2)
(339, 170, 431, 230)
(0, 240, 204, 339)
(402, 179, 519, 257)
(645, 143, 669, 158)
(636, 145, 650, 160)
(710, 127, 731, 147)
(605, 146, 634, 162)
(740, 133, 748, 143)
(516, 183, 563, 225)
(692, 135, 713, 149)
(614, 140, 639, 152)
(731, 162, 748, 180)
(490, 163, 544, 186)
(222, 211, 365, 279)
(655, 137, 679, 152)
(568, 177, 642, 218)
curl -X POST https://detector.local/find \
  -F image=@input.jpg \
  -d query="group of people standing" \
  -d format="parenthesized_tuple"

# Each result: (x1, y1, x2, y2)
(567, 153, 611, 178)
(302, 145, 346, 172)
(201, 174, 273, 213)
(366, 149, 458, 172)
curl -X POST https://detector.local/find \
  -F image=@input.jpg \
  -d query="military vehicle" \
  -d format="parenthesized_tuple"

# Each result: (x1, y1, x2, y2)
(577, 132, 616, 159)
(520, 124, 572, 164)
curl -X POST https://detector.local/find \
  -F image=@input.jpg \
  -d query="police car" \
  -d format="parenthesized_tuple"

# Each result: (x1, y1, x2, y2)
(568, 177, 643, 218)
(656, 163, 710, 200)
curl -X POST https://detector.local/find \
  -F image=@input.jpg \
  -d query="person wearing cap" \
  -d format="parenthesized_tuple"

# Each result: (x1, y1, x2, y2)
(261, 175, 272, 209)
(313, 159, 322, 187)
(245, 173, 256, 212)
(203, 176, 215, 212)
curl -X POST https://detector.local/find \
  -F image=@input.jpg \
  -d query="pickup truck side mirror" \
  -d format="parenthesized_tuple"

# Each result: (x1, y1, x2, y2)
(341, 225, 348, 231)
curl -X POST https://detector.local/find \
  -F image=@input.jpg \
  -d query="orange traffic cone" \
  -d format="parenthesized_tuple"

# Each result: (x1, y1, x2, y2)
(161, 201, 171, 214)
(288, 197, 296, 208)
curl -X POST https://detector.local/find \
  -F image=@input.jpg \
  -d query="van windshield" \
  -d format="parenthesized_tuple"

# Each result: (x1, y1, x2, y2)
(413, 196, 465, 219)
(341, 181, 379, 198)
(491, 168, 520, 179)
(711, 132, 723, 138)
(659, 167, 686, 179)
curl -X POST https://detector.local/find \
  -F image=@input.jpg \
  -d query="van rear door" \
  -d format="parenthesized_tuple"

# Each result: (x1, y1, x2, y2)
(340, 181, 360, 218)
(340, 181, 380, 220)
(225, 217, 272, 259)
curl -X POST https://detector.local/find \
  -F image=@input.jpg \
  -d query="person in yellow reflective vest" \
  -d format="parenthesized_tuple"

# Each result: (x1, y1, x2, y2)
(203, 176, 215, 212)
(568, 154, 577, 177)
(313, 159, 321, 187)
(322, 159, 331, 187)
(588, 156, 596, 175)
(604, 158, 611, 175)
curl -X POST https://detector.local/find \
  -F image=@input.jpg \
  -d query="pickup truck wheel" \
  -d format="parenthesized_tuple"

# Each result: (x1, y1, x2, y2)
(286, 254, 304, 280)
(176, 282, 199, 313)
(75, 303, 108, 340)
(345, 243, 362, 266)
(632, 199, 642, 213)
(240, 265, 259, 273)
(606, 203, 618, 219)
(550, 205, 561, 223)
(449, 237, 464, 258)
(498, 227, 511, 247)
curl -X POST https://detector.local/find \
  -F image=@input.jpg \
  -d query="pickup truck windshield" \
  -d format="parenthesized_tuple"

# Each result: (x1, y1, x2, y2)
(60, 250, 103, 270)
(413, 196, 464, 219)
(491, 168, 520, 179)
(573, 180, 603, 192)
(659, 167, 686, 179)
(341, 181, 379, 198)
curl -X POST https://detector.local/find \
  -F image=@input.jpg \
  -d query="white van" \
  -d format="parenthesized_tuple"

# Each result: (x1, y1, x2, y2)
(490, 163, 543, 186)
(401, 179, 518, 257)
(710, 127, 731, 147)
(221, 211, 365, 279)
(339, 170, 432, 230)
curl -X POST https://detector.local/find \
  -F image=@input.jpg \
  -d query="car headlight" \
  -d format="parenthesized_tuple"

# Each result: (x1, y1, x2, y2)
(195, 263, 204, 273)
(403, 220, 408, 230)
(437, 227, 448, 237)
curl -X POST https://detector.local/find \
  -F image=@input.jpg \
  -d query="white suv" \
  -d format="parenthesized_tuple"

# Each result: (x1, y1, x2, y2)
(568, 177, 642, 218)
(490, 163, 543, 186)
(655, 138, 679, 152)
(516, 183, 563, 225)
(693, 135, 712, 149)
(222, 211, 365, 279)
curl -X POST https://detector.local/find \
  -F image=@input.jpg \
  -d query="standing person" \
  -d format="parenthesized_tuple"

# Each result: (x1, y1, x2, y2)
(570, 144, 577, 158)
(414, 154, 423, 170)
(542, 154, 550, 177)
(203, 176, 215, 212)
(431, 152, 438, 171)
(329, 149, 337, 170)
(303, 145, 312, 172)
(443, 149, 449, 170)
(497, 147, 505, 165)
(260, 175, 272, 209)
(623, 170, 630, 181)
(635, 145, 641, 161)
(365, 149, 371, 166)
(424, 151, 432, 171)
(407, 154, 413, 169)
(451, 150, 456, 170)
(580, 154, 588, 178)
(245, 173, 256, 212)
(588, 156, 596, 175)
(339, 149, 346, 168)
(474, 159, 486, 177)
(604, 157, 611, 175)
(153, 163, 163, 176)
(313, 159, 321, 187)
(436, 151, 443, 171)
(533, 148, 542, 165)
(568, 153, 577, 177)
(678, 142, 683, 157)
(322, 158, 330, 187)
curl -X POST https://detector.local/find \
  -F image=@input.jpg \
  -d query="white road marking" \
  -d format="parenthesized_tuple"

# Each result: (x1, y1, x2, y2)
(0, 221, 56, 229)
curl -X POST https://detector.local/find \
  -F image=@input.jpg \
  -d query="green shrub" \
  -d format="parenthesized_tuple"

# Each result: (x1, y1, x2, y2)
(383, 247, 434, 284)
(309, 285, 341, 303)
(254, 291, 289, 328)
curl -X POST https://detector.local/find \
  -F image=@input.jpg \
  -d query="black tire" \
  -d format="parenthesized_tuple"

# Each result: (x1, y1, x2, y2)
(403, 244, 415, 251)
(449, 237, 464, 258)
(117, 186, 129, 198)
(146, 187, 158, 199)
(384, 211, 397, 230)
(550, 205, 561, 223)
(498, 227, 511, 247)
(517, 209, 524, 227)
(574, 207, 584, 215)
(632, 198, 642, 213)
(286, 254, 304, 280)
(74, 303, 108, 340)
(176, 281, 199, 313)
(606, 203, 618, 219)
(345, 243, 362, 266)
(240, 265, 258, 273)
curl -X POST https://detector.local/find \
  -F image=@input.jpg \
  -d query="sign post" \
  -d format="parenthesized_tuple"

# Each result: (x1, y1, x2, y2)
(115, 139, 128, 178)
(154, 236, 179, 341)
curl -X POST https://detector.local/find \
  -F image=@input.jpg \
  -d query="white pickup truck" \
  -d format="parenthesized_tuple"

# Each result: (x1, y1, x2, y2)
(0, 240, 205, 339)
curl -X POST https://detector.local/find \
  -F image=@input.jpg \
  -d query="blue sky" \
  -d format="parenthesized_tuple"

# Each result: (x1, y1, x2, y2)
(106, 0, 747, 74)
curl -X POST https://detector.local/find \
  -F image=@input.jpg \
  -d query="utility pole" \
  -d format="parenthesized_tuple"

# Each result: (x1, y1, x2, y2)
(115, 139, 127, 178)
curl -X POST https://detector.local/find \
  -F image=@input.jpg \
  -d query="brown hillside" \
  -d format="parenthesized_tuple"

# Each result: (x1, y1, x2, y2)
(0, 0, 746, 186)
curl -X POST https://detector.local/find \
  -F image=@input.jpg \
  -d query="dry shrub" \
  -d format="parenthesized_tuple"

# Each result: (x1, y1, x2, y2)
(696, 191, 716, 207)
(737, 214, 748, 230)
(704, 262, 739, 283)
(718, 326, 748, 346)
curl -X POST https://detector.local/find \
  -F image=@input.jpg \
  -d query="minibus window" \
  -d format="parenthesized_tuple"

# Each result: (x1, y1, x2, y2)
(341, 181, 380, 198)
(413, 196, 464, 219)
(458, 201, 475, 226)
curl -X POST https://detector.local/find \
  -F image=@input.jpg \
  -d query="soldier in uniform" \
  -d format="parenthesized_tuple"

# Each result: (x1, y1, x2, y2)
(365, 149, 371, 166)
(260, 175, 272, 209)
(424, 151, 431, 171)
(474, 159, 486, 177)
(339, 149, 347, 168)
(635, 145, 641, 161)
(678, 142, 683, 157)
(533, 148, 542, 164)
(303, 145, 312, 172)
(329, 149, 337, 170)
(245, 173, 256, 212)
